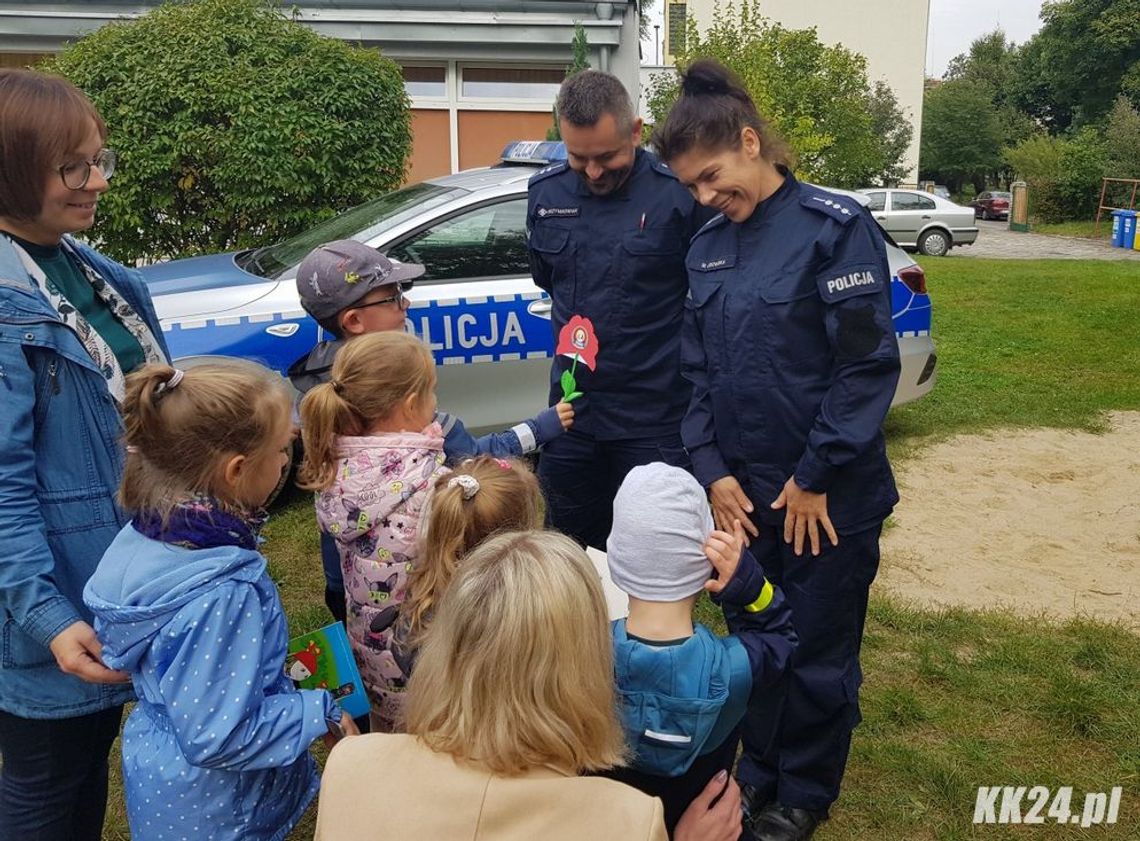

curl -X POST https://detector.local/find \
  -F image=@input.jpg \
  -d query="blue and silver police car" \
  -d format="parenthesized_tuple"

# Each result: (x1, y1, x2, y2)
(145, 142, 935, 431)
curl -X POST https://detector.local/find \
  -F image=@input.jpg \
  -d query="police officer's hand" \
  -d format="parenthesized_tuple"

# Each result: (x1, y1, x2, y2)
(771, 477, 839, 557)
(709, 476, 759, 544)
(49, 620, 131, 685)
(555, 400, 575, 430)
(704, 519, 746, 593)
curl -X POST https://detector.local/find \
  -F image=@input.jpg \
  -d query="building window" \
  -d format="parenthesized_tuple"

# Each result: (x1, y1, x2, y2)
(460, 67, 564, 100)
(667, 3, 687, 56)
(402, 65, 446, 99)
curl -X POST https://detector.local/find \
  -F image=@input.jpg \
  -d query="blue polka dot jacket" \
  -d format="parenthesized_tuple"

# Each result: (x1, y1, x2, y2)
(84, 523, 339, 840)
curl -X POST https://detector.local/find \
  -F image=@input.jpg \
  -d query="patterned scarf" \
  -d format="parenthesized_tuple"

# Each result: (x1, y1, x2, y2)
(10, 238, 166, 402)
(132, 496, 269, 551)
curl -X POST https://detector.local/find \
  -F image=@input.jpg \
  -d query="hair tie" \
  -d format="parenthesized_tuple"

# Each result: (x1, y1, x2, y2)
(154, 368, 185, 398)
(447, 474, 480, 500)
(330, 378, 344, 394)
(126, 444, 140, 454)
(494, 458, 512, 470)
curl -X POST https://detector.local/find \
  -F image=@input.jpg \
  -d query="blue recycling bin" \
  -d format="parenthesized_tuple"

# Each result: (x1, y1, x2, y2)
(1111, 210, 1126, 247)
(1122, 210, 1138, 250)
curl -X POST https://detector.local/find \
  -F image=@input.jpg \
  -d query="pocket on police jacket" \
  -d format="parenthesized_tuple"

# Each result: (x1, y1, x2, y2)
(529, 225, 575, 310)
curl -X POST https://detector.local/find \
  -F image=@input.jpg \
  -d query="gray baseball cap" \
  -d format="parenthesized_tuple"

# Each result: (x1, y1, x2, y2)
(296, 240, 425, 330)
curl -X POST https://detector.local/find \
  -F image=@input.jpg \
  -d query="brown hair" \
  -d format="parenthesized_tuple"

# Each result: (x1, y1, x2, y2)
(652, 58, 793, 169)
(119, 361, 292, 519)
(0, 68, 107, 221)
(297, 331, 435, 491)
(402, 456, 543, 644)
(405, 530, 627, 775)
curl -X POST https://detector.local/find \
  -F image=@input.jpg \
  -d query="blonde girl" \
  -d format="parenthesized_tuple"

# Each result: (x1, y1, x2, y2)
(298, 330, 449, 731)
(394, 455, 544, 671)
(83, 361, 356, 841)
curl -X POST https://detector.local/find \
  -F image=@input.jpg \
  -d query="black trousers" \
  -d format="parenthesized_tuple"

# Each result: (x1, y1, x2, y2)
(0, 705, 123, 841)
(736, 524, 882, 815)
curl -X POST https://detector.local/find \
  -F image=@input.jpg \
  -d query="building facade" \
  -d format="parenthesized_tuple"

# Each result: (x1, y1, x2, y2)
(1, 1, 640, 181)
(663, 0, 930, 185)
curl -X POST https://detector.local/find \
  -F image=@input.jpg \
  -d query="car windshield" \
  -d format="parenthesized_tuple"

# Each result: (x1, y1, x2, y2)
(993, 192, 1012, 199)
(236, 182, 469, 278)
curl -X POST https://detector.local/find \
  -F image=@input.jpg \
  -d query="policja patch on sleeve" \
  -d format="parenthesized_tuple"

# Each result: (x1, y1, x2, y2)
(817, 264, 883, 303)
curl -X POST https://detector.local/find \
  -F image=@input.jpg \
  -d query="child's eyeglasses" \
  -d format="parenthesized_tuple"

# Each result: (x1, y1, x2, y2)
(353, 284, 411, 310)
(58, 149, 117, 191)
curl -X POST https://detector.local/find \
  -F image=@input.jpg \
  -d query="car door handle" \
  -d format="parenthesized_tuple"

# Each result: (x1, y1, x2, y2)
(527, 299, 552, 318)
(875, 216, 886, 221)
(922, 215, 931, 220)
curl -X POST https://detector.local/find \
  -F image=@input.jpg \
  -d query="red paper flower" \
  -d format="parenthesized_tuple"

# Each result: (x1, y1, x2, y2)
(556, 315, 598, 371)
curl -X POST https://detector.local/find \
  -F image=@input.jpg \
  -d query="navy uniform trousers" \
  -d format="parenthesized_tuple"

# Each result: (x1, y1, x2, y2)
(736, 524, 882, 815)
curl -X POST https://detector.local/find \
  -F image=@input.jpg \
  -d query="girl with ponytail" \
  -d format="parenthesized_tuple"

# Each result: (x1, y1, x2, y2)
(654, 59, 903, 841)
(297, 330, 449, 732)
(83, 360, 358, 841)
(394, 455, 543, 673)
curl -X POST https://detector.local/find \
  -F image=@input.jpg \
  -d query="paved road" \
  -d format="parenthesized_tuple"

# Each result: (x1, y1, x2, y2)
(946, 219, 1140, 260)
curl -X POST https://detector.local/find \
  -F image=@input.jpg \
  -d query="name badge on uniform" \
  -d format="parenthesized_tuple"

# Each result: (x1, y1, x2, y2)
(819, 266, 882, 302)
(692, 256, 735, 272)
(536, 206, 580, 218)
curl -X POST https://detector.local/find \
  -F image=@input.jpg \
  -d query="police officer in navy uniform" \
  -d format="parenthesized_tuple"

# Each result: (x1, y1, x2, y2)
(526, 70, 711, 550)
(654, 61, 902, 841)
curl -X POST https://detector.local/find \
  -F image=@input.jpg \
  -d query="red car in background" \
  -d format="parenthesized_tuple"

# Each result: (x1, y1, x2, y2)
(970, 191, 1011, 220)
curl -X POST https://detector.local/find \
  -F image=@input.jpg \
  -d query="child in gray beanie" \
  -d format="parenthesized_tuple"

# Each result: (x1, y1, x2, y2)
(602, 462, 798, 834)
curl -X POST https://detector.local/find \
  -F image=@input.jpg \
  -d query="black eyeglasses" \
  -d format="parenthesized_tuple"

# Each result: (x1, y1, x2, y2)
(352, 284, 412, 310)
(57, 149, 117, 191)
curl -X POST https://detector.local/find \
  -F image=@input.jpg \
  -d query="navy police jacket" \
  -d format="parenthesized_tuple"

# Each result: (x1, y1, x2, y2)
(682, 172, 901, 533)
(526, 147, 710, 439)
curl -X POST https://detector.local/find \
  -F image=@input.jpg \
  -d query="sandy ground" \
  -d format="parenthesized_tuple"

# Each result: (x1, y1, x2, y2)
(876, 412, 1140, 630)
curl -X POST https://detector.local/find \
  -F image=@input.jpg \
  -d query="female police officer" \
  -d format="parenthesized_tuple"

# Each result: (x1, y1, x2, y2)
(653, 60, 901, 841)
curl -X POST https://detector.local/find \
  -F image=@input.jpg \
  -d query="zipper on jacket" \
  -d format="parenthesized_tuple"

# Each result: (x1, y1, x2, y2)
(48, 360, 60, 394)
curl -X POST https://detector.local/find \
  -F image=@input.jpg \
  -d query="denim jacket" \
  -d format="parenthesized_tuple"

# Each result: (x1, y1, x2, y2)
(0, 233, 169, 719)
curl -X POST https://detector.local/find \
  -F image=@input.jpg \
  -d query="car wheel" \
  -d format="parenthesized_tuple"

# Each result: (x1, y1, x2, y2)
(918, 229, 951, 257)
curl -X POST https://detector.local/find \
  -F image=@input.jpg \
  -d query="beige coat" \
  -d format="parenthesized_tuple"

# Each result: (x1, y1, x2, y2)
(314, 734, 667, 841)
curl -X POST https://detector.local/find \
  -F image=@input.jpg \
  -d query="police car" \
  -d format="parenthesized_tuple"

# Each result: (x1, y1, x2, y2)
(144, 141, 935, 432)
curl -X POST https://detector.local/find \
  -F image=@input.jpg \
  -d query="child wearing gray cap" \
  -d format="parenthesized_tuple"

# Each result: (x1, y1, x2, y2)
(603, 462, 798, 835)
(287, 240, 572, 630)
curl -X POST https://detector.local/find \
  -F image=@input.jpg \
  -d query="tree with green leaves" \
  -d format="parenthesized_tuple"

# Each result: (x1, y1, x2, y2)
(1104, 95, 1140, 178)
(1009, 0, 1140, 132)
(919, 79, 1002, 194)
(547, 23, 592, 141)
(945, 29, 1034, 150)
(646, 0, 908, 187)
(45, 0, 411, 262)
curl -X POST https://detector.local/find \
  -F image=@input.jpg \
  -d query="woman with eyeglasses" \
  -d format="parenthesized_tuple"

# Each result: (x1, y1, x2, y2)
(0, 68, 168, 841)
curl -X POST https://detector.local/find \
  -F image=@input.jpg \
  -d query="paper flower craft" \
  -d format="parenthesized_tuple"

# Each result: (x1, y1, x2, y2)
(555, 315, 598, 402)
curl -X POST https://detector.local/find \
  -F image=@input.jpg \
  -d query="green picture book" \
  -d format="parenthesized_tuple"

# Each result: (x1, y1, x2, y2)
(286, 622, 370, 719)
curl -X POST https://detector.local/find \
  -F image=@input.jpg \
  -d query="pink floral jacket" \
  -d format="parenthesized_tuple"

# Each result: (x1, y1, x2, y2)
(315, 424, 449, 729)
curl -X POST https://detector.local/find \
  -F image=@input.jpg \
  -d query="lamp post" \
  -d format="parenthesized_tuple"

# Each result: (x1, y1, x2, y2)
(654, 24, 660, 65)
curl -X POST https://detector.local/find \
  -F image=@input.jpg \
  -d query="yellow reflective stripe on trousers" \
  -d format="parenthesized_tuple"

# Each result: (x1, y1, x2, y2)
(744, 579, 774, 613)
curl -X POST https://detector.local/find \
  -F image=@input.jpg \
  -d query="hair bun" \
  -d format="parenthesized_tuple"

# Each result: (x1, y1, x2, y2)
(681, 59, 734, 97)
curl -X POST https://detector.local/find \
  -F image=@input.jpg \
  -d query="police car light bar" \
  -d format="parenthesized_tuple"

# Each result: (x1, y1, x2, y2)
(500, 140, 568, 165)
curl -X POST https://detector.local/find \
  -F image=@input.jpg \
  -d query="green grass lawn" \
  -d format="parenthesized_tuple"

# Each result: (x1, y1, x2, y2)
(103, 258, 1140, 840)
(1033, 220, 1113, 240)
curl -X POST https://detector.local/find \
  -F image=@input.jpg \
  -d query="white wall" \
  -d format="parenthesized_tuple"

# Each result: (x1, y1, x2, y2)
(684, 0, 930, 185)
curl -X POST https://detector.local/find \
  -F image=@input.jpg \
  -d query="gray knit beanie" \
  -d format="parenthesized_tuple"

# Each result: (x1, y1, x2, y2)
(606, 462, 714, 602)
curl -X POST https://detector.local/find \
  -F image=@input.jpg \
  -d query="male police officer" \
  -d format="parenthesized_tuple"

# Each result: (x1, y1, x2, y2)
(526, 70, 711, 550)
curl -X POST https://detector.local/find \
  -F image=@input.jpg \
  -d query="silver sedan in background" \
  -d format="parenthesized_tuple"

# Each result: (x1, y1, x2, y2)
(860, 189, 978, 256)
